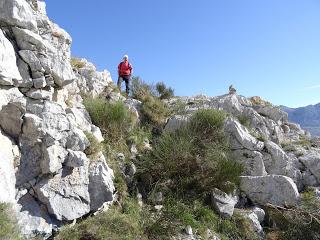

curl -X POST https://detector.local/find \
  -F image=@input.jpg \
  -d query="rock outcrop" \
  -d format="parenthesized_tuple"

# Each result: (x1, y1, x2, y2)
(0, 0, 115, 238)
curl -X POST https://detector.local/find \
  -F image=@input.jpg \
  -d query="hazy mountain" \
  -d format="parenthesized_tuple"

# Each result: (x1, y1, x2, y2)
(282, 103, 320, 136)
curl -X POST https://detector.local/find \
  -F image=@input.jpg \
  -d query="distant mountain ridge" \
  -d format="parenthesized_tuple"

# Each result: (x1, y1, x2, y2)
(282, 103, 320, 136)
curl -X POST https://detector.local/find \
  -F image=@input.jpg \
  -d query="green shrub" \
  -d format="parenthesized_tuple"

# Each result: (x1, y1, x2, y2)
(138, 109, 243, 197)
(70, 57, 86, 69)
(83, 98, 136, 145)
(0, 203, 21, 240)
(57, 198, 147, 240)
(155, 82, 174, 100)
(141, 95, 171, 127)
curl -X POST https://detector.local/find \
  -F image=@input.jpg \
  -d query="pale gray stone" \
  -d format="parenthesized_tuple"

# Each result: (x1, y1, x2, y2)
(41, 144, 68, 174)
(0, 29, 22, 85)
(240, 175, 300, 206)
(35, 165, 90, 221)
(0, 0, 37, 30)
(33, 76, 46, 88)
(66, 150, 88, 168)
(26, 88, 52, 100)
(0, 130, 17, 203)
(15, 193, 52, 238)
(211, 188, 237, 218)
(89, 153, 115, 211)
(231, 150, 267, 176)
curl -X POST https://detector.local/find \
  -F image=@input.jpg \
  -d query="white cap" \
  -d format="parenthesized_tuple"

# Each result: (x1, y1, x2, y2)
(123, 54, 129, 60)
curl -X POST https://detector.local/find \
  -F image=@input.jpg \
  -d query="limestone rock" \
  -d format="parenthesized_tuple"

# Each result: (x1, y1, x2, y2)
(299, 150, 320, 183)
(15, 193, 53, 238)
(225, 118, 264, 151)
(264, 141, 290, 175)
(211, 188, 237, 218)
(231, 150, 267, 176)
(0, 102, 25, 139)
(88, 153, 115, 211)
(41, 144, 68, 174)
(240, 175, 300, 206)
(0, 130, 17, 203)
(66, 150, 88, 168)
(0, 0, 37, 30)
(0, 29, 22, 85)
(26, 88, 52, 100)
(35, 165, 90, 221)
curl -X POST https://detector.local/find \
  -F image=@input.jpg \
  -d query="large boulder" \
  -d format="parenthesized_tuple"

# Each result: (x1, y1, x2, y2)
(0, 29, 22, 85)
(164, 115, 190, 132)
(88, 153, 115, 211)
(0, 0, 37, 30)
(35, 165, 91, 221)
(240, 175, 300, 207)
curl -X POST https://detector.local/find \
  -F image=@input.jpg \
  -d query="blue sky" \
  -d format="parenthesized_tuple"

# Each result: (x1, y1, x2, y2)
(46, 0, 320, 107)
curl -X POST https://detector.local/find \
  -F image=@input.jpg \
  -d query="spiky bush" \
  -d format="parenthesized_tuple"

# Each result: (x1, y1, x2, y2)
(138, 109, 243, 197)
(155, 82, 174, 100)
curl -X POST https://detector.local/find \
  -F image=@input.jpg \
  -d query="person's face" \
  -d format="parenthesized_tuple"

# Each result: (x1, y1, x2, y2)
(123, 57, 128, 61)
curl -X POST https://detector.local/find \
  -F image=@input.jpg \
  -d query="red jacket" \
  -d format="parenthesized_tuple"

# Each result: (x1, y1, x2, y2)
(118, 60, 132, 76)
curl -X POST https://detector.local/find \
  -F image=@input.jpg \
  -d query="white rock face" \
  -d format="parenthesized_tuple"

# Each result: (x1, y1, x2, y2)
(35, 165, 91, 221)
(0, 0, 37, 30)
(0, 130, 17, 203)
(0, 29, 22, 85)
(240, 175, 300, 206)
(88, 154, 115, 211)
(0, 0, 116, 237)
(15, 193, 53, 238)
(231, 150, 267, 176)
(225, 118, 264, 151)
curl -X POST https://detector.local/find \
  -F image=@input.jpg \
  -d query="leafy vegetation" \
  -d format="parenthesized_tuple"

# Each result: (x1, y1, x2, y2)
(0, 203, 21, 240)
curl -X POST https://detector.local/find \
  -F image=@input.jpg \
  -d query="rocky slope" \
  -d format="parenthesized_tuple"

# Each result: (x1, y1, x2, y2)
(1, 0, 320, 239)
(0, 0, 118, 238)
(282, 104, 320, 137)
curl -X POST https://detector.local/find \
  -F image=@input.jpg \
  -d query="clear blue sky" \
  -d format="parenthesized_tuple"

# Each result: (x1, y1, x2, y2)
(46, 0, 320, 107)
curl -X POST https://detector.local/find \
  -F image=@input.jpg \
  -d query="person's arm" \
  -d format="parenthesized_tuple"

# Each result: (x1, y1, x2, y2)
(129, 63, 133, 75)
(118, 63, 121, 76)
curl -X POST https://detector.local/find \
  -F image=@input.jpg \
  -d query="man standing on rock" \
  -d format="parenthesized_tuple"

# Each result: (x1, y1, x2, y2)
(117, 55, 132, 97)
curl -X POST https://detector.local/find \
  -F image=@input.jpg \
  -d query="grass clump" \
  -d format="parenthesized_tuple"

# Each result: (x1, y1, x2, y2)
(138, 109, 243, 197)
(83, 98, 136, 145)
(130, 77, 171, 127)
(57, 198, 148, 240)
(0, 203, 21, 240)
(70, 57, 86, 69)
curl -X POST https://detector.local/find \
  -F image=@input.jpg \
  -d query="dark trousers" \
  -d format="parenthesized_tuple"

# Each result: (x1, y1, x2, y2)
(117, 75, 130, 96)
